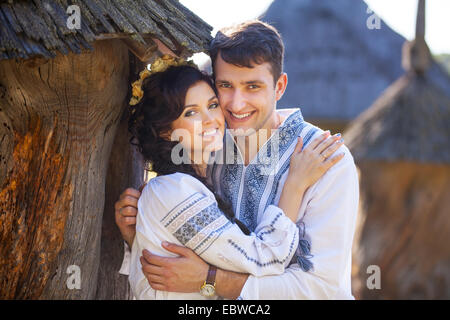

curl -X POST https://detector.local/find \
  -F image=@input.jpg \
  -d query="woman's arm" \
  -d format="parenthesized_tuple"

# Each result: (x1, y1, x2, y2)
(277, 132, 344, 222)
(129, 173, 299, 296)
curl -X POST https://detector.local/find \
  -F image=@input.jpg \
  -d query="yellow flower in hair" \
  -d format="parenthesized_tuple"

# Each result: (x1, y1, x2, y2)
(129, 55, 196, 105)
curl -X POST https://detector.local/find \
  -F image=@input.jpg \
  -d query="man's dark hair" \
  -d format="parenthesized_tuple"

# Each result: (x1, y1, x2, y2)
(209, 20, 285, 85)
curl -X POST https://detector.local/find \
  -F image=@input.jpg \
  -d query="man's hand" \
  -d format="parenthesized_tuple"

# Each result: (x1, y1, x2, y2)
(140, 242, 209, 293)
(114, 187, 143, 247)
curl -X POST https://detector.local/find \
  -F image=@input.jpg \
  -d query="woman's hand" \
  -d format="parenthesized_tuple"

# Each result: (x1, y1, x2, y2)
(278, 131, 344, 222)
(287, 131, 344, 192)
(114, 184, 146, 248)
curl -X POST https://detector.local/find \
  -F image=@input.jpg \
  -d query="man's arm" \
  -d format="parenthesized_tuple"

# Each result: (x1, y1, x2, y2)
(140, 240, 249, 299)
(236, 146, 359, 299)
(142, 146, 359, 299)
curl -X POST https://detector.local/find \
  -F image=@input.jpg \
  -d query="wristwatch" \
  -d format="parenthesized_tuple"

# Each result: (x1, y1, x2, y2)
(200, 265, 217, 297)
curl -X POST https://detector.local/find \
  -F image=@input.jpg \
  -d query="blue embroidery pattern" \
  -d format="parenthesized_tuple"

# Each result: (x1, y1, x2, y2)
(162, 193, 207, 227)
(238, 110, 311, 231)
(291, 222, 314, 272)
(257, 211, 283, 241)
(227, 212, 298, 267)
(215, 109, 316, 272)
(264, 125, 319, 210)
(161, 193, 232, 255)
(172, 205, 221, 244)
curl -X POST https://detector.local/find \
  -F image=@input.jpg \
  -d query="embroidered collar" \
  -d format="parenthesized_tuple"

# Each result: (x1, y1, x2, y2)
(224, 108, 305, 167)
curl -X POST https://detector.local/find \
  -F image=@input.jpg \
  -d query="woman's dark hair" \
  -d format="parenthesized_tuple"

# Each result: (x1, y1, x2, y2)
(129, 65, 250, 235)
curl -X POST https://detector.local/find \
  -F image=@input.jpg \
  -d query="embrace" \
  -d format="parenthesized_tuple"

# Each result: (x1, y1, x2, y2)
(115, 20, 359, 300)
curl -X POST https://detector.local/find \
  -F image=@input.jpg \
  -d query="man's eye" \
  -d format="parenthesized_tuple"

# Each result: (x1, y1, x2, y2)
(219, 83, 231, 88)
(248, 85, 259, 89)
(209, 103, 219, 109)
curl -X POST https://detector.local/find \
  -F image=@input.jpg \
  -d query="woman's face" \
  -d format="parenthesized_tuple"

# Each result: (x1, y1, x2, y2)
(169, 81, 225, 163)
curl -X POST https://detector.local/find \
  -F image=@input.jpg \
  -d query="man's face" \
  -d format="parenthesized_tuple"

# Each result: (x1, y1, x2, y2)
(214, 54, 286, 135)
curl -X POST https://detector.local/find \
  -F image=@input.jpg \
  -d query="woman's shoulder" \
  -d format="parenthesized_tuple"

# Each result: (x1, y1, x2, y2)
(142, 172, 212, 202)
(138, 172, 216, 222)
(147, 172, 202, 188)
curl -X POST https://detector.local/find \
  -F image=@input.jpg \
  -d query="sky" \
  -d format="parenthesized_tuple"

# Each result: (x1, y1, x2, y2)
(180, 0, 450, 66)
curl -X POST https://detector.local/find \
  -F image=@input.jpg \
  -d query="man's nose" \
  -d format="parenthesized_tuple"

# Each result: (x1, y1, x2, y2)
(228, 90, 247, 113)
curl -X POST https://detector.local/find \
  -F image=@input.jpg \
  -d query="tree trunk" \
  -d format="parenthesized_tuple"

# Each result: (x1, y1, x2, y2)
(95, 55, 146, 300)
(95, 54, 145, 298)
(0, 39, 130, 299)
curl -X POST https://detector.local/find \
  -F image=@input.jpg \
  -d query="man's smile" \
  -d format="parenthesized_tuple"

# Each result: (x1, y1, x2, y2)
(229, 110, 256, 122)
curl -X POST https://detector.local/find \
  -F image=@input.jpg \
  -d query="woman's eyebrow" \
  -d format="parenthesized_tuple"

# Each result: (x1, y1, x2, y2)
(184, 96, 217, 108)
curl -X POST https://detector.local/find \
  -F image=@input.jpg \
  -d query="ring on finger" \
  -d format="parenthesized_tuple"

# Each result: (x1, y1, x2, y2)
(320, 153, 327, 161)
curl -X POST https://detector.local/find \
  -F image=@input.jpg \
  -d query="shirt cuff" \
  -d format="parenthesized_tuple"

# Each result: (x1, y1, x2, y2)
(118, 241, 131, 276)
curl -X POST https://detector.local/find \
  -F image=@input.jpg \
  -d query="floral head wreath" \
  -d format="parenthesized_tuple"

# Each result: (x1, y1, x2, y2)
(129, 54, 197, 106)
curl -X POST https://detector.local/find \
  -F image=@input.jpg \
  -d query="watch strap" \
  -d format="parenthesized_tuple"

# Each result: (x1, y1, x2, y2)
(206, 265, 217, 285)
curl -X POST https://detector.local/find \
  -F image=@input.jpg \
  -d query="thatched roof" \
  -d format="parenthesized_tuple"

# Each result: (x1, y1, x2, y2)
(345, 0, 450, 164)
(0, 0, 213, 61)
(344, 72, 450, 163)
(261, 0, 450, 123)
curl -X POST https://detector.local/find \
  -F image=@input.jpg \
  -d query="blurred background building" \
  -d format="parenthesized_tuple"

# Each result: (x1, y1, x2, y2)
(262, 0, 450, 132)
(182, 0, 450, 299)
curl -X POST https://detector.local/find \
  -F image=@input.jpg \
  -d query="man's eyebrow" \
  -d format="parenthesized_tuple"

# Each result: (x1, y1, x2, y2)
(241, 80, 265, 85)
(215, 80, 265, 85)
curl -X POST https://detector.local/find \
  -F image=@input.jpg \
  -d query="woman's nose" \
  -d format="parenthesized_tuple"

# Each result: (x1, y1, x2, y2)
(202, 109, 215, 125)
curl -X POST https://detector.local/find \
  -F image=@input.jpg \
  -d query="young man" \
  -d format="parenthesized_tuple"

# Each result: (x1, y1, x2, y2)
(115, 20, 359, 299)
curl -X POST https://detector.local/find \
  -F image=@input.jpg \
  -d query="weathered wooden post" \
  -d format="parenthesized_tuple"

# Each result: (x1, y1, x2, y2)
(0, 0, 212, 299)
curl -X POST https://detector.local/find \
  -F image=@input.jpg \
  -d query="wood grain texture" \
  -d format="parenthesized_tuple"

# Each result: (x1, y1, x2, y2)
(0, 0, 212, 60)
(0, 39, 130, 299)
(95, 55, 145, 300)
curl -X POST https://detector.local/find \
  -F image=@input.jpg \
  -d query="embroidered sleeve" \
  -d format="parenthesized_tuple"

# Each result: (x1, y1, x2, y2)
(132, 173, 300, 285)
(162, 192, 300, 276)
(160, 192, 233, 255)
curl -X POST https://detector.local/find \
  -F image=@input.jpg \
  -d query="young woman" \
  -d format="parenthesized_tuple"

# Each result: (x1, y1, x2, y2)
(127, 57, 344, 299)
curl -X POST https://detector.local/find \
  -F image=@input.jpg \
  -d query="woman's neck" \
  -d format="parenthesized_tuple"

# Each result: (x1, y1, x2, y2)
(193, 163, 207, 177)
(190, 151, 210, 178)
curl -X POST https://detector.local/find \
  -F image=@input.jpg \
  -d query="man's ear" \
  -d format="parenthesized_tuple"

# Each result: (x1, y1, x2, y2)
(275, 73, 288, 101)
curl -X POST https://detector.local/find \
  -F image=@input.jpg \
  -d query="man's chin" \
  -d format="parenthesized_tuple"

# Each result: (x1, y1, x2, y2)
(225, 120, 257, 135)
(227, 125, 258, 137)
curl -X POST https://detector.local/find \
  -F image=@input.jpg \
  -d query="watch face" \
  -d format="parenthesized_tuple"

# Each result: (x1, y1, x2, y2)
(200, 284, 215, 297)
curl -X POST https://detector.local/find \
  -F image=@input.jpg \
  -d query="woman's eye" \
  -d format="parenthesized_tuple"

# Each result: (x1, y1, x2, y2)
(184, 110, 196, 117)
(219, 83, 231, 88)
(248, 85, 259, 89)
(209, 103, 219, 109)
